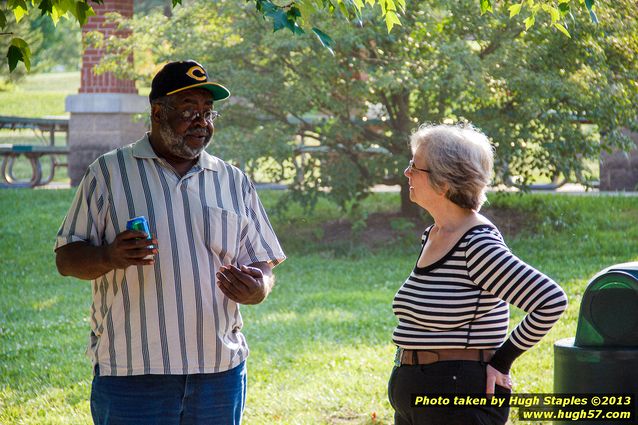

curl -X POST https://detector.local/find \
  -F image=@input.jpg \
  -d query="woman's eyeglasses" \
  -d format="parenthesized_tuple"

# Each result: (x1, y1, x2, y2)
(408, 160, 431, 174)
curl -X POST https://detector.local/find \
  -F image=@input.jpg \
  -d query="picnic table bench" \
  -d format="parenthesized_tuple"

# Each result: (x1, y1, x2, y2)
(0, 115, 69, 188)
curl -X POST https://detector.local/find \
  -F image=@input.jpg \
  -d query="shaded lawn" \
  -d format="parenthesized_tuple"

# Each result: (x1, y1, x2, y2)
(1, 189, 636, 424)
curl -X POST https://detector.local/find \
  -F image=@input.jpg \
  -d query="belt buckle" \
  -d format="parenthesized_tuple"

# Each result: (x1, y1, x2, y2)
(394, 347, 403, 367)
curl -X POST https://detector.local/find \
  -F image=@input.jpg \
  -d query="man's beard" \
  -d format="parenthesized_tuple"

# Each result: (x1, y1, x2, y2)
(158, 121, 212, 160)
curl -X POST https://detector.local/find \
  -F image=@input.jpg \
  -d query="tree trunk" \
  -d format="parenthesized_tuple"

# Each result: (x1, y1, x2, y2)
(400, 180, 420, 217)
(164, 0, 173, 17)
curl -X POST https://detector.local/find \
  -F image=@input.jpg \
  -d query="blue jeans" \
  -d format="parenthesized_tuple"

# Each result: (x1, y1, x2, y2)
(90, 362, 247, 425)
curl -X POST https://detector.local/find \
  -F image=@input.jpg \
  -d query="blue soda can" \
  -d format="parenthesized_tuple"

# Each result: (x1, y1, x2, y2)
(126, 216, 154, 248)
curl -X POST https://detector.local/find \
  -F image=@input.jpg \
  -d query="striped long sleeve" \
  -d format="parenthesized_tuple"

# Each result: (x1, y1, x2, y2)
(465, 228, 568, 373)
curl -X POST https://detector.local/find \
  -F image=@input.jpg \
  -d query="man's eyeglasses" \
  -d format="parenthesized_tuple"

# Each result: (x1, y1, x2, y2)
(166, 104, 221, 124)
(408, 160, 431, 174)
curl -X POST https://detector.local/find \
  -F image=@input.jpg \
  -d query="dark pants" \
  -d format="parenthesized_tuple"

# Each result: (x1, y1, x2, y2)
(90, 361, 247, 425)
(388, 361, 510, 425)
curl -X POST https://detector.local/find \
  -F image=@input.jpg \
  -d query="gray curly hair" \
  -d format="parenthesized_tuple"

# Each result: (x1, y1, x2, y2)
(410, 123, 494, 211)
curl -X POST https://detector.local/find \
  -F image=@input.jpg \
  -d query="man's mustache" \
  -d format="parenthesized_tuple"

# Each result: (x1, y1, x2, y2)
(185, 130, 210, 137)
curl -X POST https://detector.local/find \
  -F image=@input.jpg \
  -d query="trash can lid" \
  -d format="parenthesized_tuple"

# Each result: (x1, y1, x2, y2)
(575, 263, 638, 347)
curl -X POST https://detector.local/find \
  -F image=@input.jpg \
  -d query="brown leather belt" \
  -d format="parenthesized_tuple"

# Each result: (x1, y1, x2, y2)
(399, 349, 496, 366)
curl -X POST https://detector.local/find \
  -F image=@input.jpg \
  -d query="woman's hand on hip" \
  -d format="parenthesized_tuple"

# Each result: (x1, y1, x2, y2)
(486, 364, 513, 395)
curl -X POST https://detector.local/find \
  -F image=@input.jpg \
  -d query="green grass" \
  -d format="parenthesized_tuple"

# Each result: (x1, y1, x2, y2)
(0, 72, 80, 118)
(1, 190, 637, 425)
(15, 72, 82, 93)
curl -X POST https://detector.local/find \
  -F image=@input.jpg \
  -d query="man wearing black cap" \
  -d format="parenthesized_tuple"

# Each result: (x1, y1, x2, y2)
(55, 60, 286, 424)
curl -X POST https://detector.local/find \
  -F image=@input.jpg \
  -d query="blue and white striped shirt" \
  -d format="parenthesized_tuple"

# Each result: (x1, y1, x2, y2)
(55, 134, 286, 376)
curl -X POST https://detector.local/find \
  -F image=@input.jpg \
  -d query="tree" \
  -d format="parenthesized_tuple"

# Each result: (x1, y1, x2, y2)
(0, 10, 39, 85)
(97, 0, 637, 216)
(29, 15, 82, 72)
(243, 0, 600, 45)
(1, 0, 602, 72)
(0, 10, 81, 87)
(1, 1, 100, 72)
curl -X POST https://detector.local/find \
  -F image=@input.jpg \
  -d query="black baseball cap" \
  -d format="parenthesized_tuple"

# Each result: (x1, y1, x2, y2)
(149, 60, 230, 102)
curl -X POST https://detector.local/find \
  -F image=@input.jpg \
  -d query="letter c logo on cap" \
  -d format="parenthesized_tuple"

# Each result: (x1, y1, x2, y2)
(186, 66, 207, 81)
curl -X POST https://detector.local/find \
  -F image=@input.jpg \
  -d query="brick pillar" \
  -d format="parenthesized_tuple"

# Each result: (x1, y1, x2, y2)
(600, 130, 638, 191)
(66, 0, 147, 186)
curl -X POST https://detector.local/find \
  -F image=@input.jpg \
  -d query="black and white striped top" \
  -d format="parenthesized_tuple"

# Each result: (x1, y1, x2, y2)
(392, 224, 567, 372)
(55, 134, 285, 376)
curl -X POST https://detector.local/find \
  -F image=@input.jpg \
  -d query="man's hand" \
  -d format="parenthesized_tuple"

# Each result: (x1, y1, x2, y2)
(105, 230, 158, 269)
(55, 230, 158, 280)
(486, 364, 513, 395)
(216, 263, 273, 305)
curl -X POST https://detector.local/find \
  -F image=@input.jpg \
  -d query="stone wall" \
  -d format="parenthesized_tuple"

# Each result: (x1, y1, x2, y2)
(599, 130, 638, 191)
(66, 98, 148, 185)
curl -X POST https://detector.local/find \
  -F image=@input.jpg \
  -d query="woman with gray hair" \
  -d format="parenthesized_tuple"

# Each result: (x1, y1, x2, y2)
(387, 123, 567, 425)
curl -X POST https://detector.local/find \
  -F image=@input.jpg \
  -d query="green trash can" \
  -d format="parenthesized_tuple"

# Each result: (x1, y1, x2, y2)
(554, 262, 638, 424)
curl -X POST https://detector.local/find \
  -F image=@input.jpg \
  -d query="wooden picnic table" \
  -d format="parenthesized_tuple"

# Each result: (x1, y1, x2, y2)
(0, 115, 69, 188)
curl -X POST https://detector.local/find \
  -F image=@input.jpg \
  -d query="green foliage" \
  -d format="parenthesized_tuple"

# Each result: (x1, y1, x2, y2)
(0, 12, 38, 83)
(7, 37, 30, 71)
(312, 27, 335, 54)
(29, 15, 82, 72)
(480, 0, 493, 14)
(97, 0, 638, 215)
(244, 0, 601, 46)
(389, 216, 416, 233)
(0, 2, 84, 85)
(1, 1, 100, 72)
(257, 0, 406, 33)
(0, 0, 606, 73)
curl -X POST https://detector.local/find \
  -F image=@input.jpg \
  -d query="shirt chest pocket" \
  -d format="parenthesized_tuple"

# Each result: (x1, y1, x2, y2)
(204, 207, 245, 265)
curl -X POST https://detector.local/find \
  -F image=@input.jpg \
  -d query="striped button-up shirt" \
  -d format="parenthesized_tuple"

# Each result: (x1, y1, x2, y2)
(55, 134, 286, 376)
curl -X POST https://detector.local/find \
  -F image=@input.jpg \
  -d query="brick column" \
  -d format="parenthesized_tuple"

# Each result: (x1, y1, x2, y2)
(66, 0, 147, 186)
